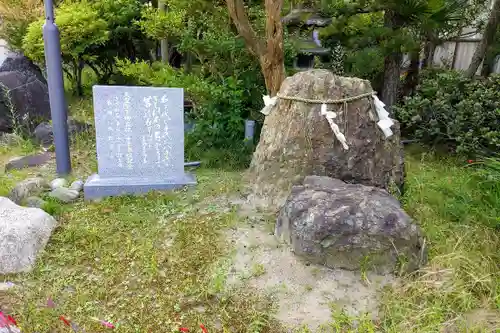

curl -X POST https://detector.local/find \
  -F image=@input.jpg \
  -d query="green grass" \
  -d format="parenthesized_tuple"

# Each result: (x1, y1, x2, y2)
(184, 141, 254, 170)
(402, 147, 499, 230)
(2, 169, 282, 332)
(0, 135, 43, 197)
(0, 99, 283, 332)
(379, 148, 500, 332)
(0, 98, 499, 332)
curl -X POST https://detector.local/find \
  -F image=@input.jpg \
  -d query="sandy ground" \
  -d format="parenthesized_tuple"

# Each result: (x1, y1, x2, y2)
(202, 196, 396, 331)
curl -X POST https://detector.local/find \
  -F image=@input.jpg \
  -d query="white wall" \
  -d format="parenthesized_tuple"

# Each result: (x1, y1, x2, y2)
(433, 41, 500, 74)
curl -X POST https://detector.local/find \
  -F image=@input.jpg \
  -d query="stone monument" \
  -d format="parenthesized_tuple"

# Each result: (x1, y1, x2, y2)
(84, 85, 196, 199)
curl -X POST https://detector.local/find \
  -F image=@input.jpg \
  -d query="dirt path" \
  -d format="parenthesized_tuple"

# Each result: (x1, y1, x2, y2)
(201, 196, 396, 330)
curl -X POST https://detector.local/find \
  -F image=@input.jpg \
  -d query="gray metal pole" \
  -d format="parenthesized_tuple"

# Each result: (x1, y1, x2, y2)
(43, 0, 71, 175)
(158, 0, 168, 64)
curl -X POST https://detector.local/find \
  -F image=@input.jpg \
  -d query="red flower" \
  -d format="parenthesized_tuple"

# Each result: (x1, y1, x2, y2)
(467, 159, 474, 164)
(100, 320, 115, 329)
(7, 315, 17, 326)
(60, 315, 71, 326)
(179, 328, 189, 332)
(200, 324, 208, 333)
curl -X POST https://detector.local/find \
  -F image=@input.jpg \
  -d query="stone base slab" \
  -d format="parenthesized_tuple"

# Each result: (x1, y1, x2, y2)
(83, 173, 196, 200)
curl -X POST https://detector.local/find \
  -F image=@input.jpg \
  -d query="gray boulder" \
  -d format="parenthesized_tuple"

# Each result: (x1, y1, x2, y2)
(32, 122, 52, 146)
(34, 118, 92, 147)
(276, 176, 427, 274)
(0, 71, 50, 133)
(23, 196, 47, 209)
(50, 178, 67, 190)
(0, 53, 47, 85)
(8, 177, 50, 205)
(0, 197, 56, 274)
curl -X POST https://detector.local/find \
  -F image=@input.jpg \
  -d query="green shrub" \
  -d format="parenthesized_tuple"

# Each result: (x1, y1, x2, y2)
(22, 0, 152, 95)
(135, 4, 185, 40)
(0, 0, 44, 52)
(23, 2, 109, 62)
(23, 1, 109, 95)
(344, 46, 385, 88)
(394, 71, 500, 156)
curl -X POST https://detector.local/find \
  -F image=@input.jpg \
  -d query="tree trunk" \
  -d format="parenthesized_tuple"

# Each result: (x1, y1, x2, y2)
(226, 0, 285, 96)
(466, 0, 500, 78)
(158, 0, 169, 64)
(184, 52, 193, 73)
(481, 45, 495, 76)
(262, 0, 285, 95)
(401, 50, 420, 98)
(382, 52, 402, 111)
(422, 41, 436, 68)
(260, 53, 285, 96)
(73, 58, 84, 96)
(381, 10, 402, 112)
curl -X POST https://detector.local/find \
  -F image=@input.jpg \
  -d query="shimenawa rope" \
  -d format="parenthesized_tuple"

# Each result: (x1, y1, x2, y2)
(275, 91, 375, 104)
(261, 90, 394, 150)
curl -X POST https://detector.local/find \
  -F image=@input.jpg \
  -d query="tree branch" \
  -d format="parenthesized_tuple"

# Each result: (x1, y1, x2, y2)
(265, 0, 284, 56)
(226, 0, 265, 56)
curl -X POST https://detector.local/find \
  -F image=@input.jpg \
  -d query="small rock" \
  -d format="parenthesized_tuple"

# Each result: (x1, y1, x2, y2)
(23, 196, 47, 209)
(49, 187, 80, 203)
(34, 118, 92, 147)
(213, 318, 223, 331)
(0, 197, 57, 274)
(68, 118, 92, 136)
(63, 285, 75, 294)
(5, 152, 52, 172)
(194, 305, 206, 313)
(69, 180, 84, 192)
(8, 177, 50, 205)
(50, 178, 67, 190)
(0, 281, 16, 291)
(33, 122, 53, 147)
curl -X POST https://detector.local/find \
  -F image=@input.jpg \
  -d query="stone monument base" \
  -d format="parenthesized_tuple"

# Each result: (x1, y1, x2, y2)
(83, 173, 197, 199)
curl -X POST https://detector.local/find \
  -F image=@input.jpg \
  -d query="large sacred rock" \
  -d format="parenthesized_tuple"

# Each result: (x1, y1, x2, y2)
(247, 70, 404, 210)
